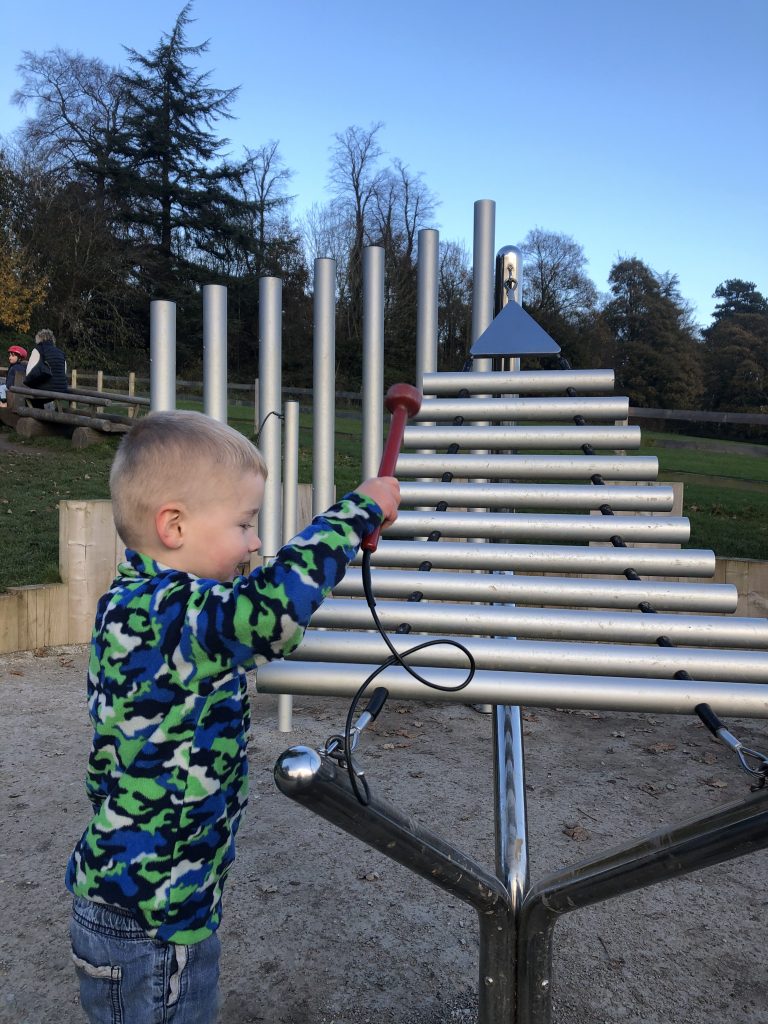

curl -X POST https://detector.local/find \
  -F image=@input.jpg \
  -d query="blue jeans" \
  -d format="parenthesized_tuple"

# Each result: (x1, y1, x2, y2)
(69, 897, 221, 1024)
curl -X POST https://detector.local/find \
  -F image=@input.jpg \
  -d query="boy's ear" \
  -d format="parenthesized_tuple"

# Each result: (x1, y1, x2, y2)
(155, 504, 185, 550)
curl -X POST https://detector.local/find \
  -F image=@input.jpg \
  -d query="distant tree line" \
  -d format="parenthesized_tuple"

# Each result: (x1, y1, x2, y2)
(1, 3, 766, 423)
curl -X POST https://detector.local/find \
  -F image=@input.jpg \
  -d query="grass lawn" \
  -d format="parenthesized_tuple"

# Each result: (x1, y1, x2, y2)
(637, 434, 768, 559)
(0, 418, 765, 592)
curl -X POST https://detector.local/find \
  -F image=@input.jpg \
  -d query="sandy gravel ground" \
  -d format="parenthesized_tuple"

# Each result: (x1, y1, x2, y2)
(1, 644, 766, 1024)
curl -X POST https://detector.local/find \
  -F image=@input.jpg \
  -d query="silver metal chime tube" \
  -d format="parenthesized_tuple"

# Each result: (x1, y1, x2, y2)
(471, 199, 496, 371)
(397, 481, 675, 510)
(415, 395, 630, 421)
(258, 277, 283, 558)
(362, 245, 385, 479)
(149, 300, 176, 411)
(422, 368, 615, 394)
(334, 568, 738, 613)
(313, 258, 337, 514)
(416, 228, 439, 385)
(278, 399, 300, 733)
(257, 660, 768, 718)
(202, 284, 228, 422)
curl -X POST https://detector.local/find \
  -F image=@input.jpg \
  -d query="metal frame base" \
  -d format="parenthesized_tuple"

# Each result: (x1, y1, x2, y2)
(275, 711, 768, 1024)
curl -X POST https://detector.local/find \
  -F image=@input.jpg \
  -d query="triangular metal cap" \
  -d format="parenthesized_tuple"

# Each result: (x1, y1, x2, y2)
(471, 300, 561, 357)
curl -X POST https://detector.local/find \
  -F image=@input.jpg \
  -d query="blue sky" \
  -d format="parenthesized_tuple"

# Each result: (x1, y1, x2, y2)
(2, 0, 766, 328)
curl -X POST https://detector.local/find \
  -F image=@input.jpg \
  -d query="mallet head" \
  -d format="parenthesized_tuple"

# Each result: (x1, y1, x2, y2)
(384, 382, 422, 418)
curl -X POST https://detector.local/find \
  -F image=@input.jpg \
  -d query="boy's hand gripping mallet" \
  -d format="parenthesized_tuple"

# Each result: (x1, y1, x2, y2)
(361, 382, 422, 553)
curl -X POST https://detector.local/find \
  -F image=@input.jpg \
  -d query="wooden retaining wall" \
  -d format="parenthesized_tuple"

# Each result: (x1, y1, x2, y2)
(1, 496, 767, 655)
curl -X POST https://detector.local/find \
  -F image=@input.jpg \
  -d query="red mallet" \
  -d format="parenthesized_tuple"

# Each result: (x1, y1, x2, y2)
(362, 382, 422, 552)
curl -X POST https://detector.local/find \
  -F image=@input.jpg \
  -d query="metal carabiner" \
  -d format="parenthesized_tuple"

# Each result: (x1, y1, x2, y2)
(696, 704, 768, 791)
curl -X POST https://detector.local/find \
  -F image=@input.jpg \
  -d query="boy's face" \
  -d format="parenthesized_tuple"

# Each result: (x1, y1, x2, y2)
(173, 469, 265, 582)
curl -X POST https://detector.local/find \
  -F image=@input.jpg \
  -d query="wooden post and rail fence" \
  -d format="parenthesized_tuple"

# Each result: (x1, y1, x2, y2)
(1, 369, 766, 653)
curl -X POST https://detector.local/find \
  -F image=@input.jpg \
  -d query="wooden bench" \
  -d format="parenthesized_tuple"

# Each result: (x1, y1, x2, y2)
(7, 385, 149, 448)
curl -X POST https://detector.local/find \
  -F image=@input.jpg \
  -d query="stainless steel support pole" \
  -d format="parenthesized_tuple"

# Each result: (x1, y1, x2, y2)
(495, 245, 523, 312)
(313, 258, 336, 515)
(149, 300, 176, 411)
(362, 245, 385, 479)
(278, 400, 299, 732)
(516, 787, 768, 1024)
(275, 746, 515, 1024)
(416, 228, 439, 385)
(258, 277, 282, 558)
(496, 707, 529, 911)
(202, 284, 228, 422)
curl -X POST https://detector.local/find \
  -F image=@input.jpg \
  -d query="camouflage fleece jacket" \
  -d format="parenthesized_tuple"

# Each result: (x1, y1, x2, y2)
(66, 492, 381, 945)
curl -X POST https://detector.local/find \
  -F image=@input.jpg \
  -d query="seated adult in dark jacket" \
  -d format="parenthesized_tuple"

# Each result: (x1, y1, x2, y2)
(24, 329, 69, 408)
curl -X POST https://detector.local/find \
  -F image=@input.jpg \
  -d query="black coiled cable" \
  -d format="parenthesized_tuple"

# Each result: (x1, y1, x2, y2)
(343, 548, 477, 805)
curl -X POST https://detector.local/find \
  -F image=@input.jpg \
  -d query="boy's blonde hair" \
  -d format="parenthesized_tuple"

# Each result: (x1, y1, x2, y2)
(110, 411, 268, 549)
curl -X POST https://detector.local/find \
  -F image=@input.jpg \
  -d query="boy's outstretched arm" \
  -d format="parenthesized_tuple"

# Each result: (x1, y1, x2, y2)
(354, 476, 400, 531)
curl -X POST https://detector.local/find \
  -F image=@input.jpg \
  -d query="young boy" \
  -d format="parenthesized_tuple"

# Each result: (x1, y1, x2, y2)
(66, 410, 400, 1023)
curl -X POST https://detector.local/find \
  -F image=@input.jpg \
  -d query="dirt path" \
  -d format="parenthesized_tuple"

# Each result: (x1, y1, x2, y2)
(1, 645, 766, 1024)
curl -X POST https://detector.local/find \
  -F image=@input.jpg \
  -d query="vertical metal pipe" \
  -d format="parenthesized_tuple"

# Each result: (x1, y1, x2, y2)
(471, 200, 496, 372)
(203, 284, 228, 422)
(416, 228, 439, 385)
(362, 245, 385, 479)
(282, 401, 300, 546)
(150, 300, 176, 411)
(279, 400, 300, 733)
(313, 258, 337, 515)
(258, 278, 282, 558)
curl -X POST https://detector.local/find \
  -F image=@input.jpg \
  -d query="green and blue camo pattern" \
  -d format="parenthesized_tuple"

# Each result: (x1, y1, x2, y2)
(66, 493, 380, 944)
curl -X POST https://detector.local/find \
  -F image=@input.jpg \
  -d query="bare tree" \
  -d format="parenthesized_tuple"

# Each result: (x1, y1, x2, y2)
(519, 227, 598, 321)
(13, 48, 129, 202)
(300, 201, 353, 300)
(236, 141, 295, 275)
(328, 122, 386, 254)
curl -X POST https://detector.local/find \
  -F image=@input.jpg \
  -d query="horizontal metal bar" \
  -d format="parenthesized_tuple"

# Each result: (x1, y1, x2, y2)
(422, 369, 615, 395)
(312, 599, 768, 648)
(399, 482, 675, 511)
(403, 424, 641, 449)
(387, 512, 690, 544)
(289, 631, 768, 683)
(414, 396, 629, 422)
(255, 661, 768, 718)
(396, 454, 659, 480)
(334, 569, 738, 612)
(357, 540, 715, 576)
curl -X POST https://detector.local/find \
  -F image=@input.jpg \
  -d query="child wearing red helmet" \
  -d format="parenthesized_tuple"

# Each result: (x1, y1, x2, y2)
(0, 344, 28, 407)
